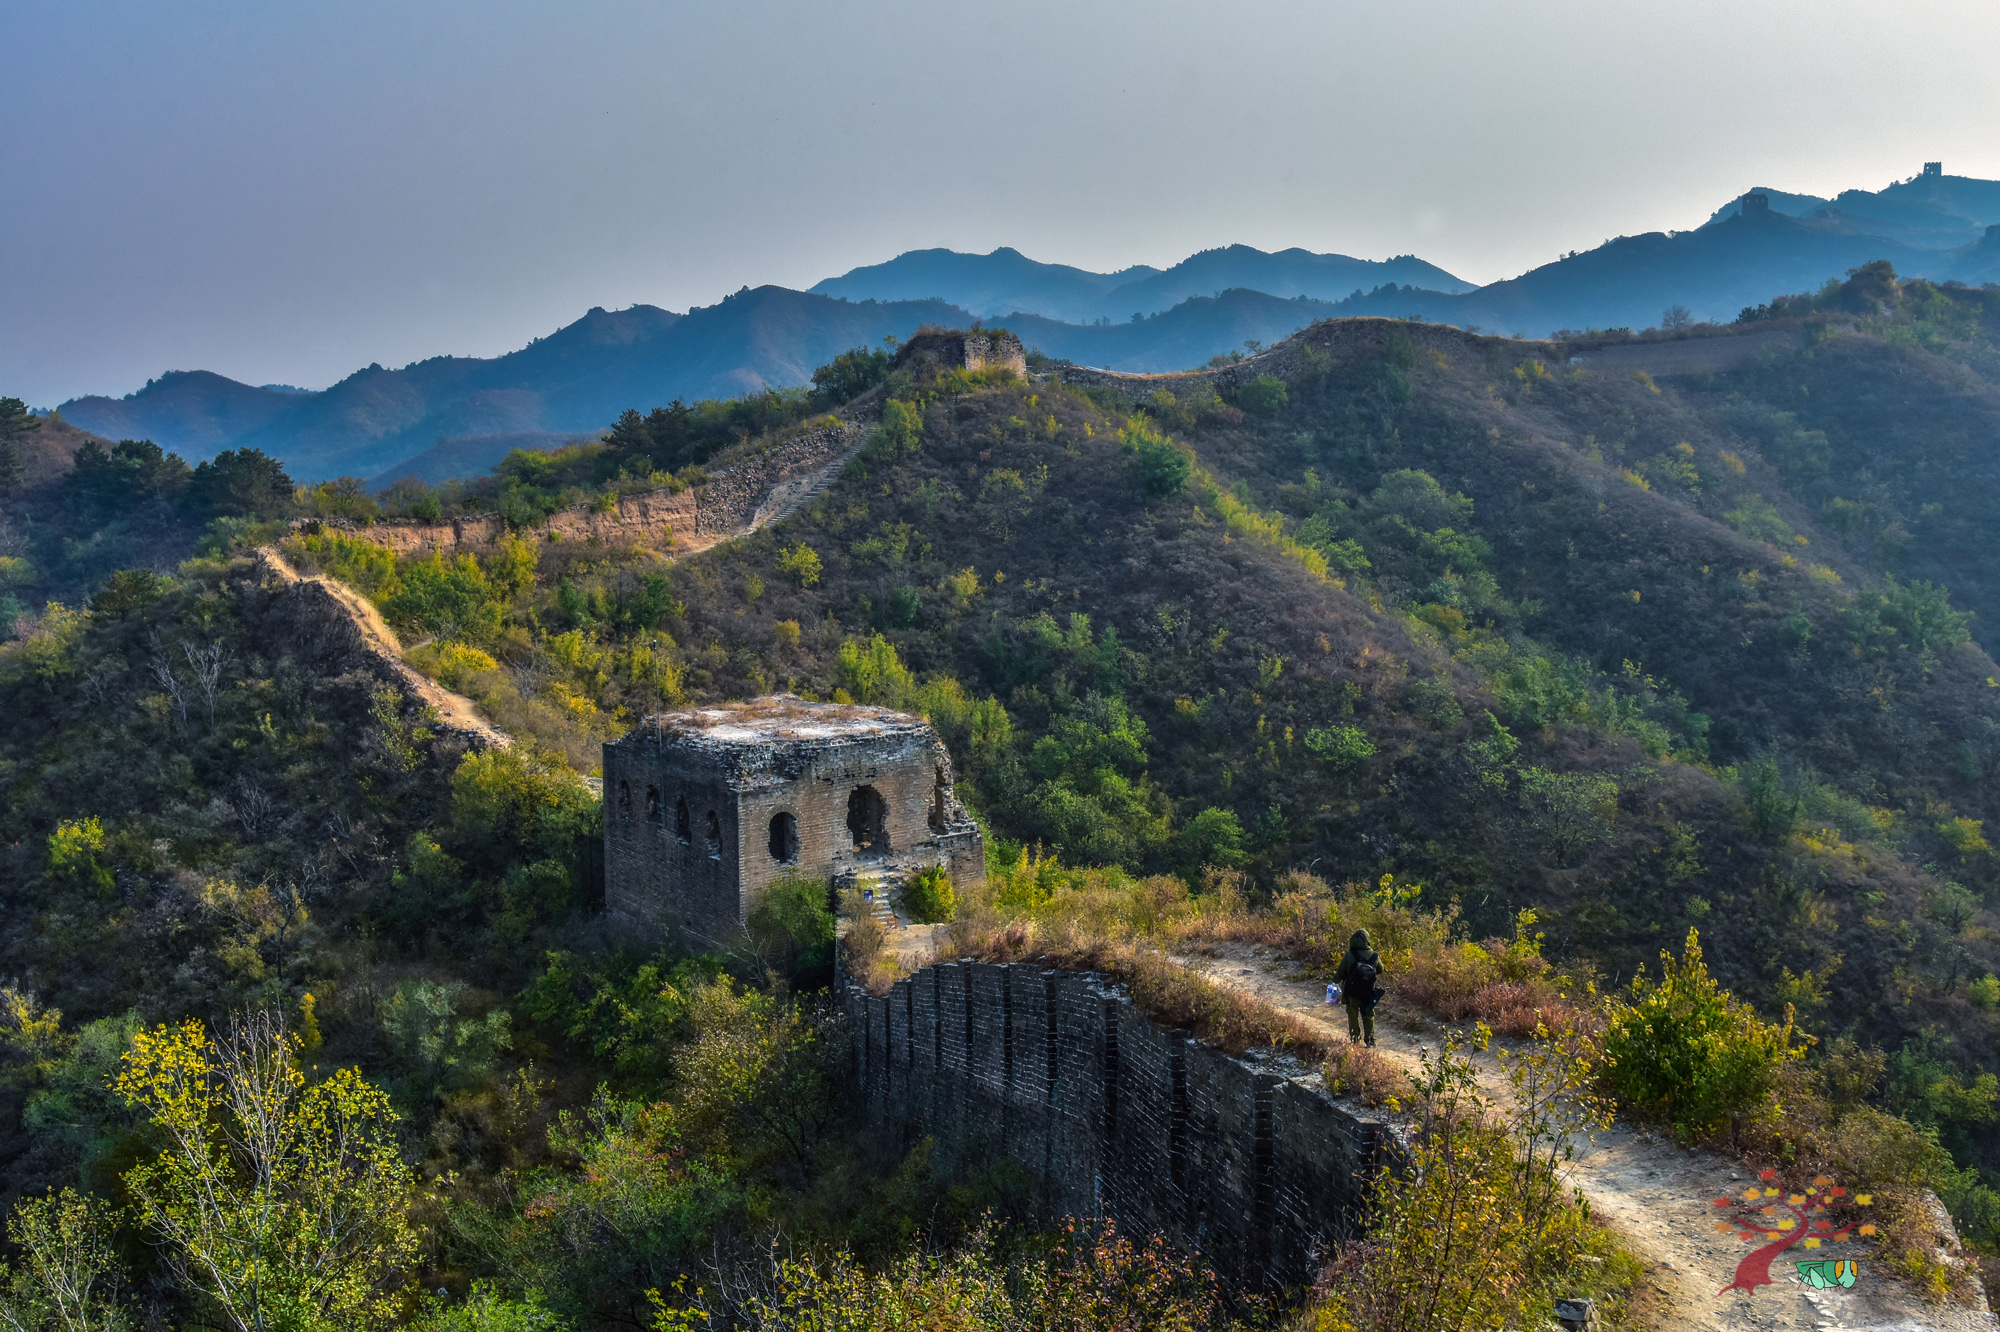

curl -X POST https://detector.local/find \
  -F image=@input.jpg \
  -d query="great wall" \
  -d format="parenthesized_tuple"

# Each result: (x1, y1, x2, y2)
(845, 958, 1403, 1291)
(292, 418, 865, 558)
(251, 316, 1997, 1328)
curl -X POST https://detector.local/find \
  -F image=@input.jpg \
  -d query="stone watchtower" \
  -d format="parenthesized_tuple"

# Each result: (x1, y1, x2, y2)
(603, 695, 985, 942)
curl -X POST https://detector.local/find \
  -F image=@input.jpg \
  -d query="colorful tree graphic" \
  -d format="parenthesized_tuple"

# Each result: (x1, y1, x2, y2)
(1710, 1169, 1875, 1294)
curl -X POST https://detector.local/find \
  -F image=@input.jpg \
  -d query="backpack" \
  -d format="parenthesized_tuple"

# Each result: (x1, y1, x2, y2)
(1349, 956, 1383, 1009)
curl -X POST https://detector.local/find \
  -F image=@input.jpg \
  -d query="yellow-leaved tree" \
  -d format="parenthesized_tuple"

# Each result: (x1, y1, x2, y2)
(116, 1009, 416, 1332)
(0, 1187, 132, 1331)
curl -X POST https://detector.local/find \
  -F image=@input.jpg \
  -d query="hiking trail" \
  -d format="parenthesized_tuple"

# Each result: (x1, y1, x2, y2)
(1176, 940, 1996, 1332)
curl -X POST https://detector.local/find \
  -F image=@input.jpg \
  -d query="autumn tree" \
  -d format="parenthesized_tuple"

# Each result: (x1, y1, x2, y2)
(0, 1188, 132, 1332)
(116, 1009, 416, 1332)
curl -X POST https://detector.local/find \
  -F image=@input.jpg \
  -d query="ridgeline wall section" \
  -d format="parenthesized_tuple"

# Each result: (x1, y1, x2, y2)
(291, 421, 862, 558)
(846, 959, 1404, 1289)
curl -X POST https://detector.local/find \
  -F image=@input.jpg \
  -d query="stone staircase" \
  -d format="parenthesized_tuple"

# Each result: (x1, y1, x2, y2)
(842, 865, 905, 931)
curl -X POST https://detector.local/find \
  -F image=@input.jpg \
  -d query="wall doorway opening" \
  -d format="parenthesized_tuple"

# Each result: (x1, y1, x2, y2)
(768, 812, 800, 864)
(847, 785, 889, 855)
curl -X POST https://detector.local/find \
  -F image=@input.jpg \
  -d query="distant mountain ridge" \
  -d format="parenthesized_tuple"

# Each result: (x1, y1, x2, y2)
(54, 169, 2000, 485)
(809, 243, 1474, 322)
(61, 293, 961, 482)
(1701, 165, 2000, 249)
(1319, 191, 2000, 334)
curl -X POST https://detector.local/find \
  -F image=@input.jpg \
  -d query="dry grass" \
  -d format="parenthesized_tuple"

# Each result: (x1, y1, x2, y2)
(1324, 1041, 1403, 1108)
(839, 899, 901, 996)
(1394, 944, 1582, 1040)
(1177, 870, 1590, 1040)
(942, 921, 1331, 1064)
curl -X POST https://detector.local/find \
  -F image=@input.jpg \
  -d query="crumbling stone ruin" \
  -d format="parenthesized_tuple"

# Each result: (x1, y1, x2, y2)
(893, 326, 1028, 379)
(604, 696, 984, 942)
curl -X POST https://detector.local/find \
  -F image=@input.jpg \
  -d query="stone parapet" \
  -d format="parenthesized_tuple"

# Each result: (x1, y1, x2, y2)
(848, 960, 1405, 1289)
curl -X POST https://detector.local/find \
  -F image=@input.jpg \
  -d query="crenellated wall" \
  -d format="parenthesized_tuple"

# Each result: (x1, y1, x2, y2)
(847, 960, 1405, 1289)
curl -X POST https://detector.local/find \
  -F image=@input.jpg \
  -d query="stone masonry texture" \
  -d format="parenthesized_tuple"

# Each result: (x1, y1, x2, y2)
(605, 696, 984, 945)
(848, 960, 1405, 1290)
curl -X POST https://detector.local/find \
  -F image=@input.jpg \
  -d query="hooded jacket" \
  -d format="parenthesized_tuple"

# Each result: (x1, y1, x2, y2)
(1336, 929, 1383, 1004)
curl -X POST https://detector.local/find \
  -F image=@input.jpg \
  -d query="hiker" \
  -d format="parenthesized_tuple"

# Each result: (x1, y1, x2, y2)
(1335, 929, 1384, 1046)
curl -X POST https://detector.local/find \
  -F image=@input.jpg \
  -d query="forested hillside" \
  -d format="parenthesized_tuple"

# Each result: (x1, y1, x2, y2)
(262, 270, 2000, 1208)
(10, 266, 2000, 1326)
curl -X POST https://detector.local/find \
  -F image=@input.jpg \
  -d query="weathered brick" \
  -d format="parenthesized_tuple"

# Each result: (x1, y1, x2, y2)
(603, 696, 984, 944)
(849, 961, 1405, 1289)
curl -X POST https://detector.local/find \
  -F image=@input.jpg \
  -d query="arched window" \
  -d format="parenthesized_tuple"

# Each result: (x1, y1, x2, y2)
(929, 765, 948, 832)
(618, 780, 632, 823)
(675, 796, 692, 845)
(847, 785, 889, 854)
(768, 812, 799, 864)
(704, 810, 723, 860)
(645, 786, 661, 825)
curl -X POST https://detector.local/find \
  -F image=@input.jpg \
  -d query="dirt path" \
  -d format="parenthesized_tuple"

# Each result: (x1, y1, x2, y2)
(1177, 941, 1995, 1332)
(254, 546, 512, 749)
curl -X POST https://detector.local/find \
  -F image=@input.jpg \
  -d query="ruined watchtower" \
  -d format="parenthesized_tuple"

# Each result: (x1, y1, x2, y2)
(603, 695, 985, 942)
(892, 326, 1028, 378)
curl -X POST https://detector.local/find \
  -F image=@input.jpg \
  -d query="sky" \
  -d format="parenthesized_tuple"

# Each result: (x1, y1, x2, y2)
(5, 0, 1999, 407)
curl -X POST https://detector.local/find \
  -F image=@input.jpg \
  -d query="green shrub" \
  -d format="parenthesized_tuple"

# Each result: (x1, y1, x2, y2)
(1236, 374, 1289, 416)
(901, 867, 957, 925)
(1722, 493, 1794, 544)
(46, 817, 113, 895)
(413, 1281, 572, 1331)
(1176, 807, 1246, 872)
(811, 344, 891, 406)
(1516, 766, 1617, 865)
(446, 746, 598, 874)
(877, 398, 923, 456)
(1304, 724, 1376, 770)
(1119, 418, 1193, 497)
(777, 543, 822, 588)
(749, 875, 837, 981)
(382, 549, 506, 638)
(1601, 927, 1807, 1139)
(1939, 816, 1989, 858)
(88, 569, 165, 619)
(1827, 1105, 1955, 1192)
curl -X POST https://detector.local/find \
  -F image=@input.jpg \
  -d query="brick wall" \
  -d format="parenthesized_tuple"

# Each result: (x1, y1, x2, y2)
(605, 711, 985, 943)
(850, 960, 1404, 1289)
(604, 732, 742, 941)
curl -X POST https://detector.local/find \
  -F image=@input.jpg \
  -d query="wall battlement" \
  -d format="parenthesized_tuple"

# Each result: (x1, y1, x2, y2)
(847, 960, 1404, 1289)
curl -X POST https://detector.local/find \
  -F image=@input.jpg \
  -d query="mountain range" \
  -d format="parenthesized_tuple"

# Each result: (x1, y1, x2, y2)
(52, 167, 2000, 485)
(805, 243, 1475, 322)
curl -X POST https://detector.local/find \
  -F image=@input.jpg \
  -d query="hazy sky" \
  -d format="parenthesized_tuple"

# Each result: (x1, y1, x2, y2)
(5, 0, 1997, 406)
